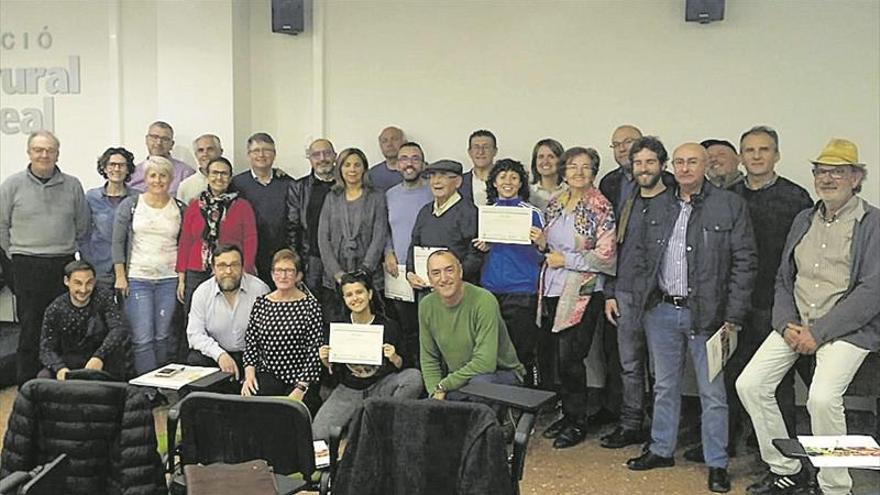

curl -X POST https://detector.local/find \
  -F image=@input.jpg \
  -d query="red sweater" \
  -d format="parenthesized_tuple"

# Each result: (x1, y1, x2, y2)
(175, 198, 258, 274)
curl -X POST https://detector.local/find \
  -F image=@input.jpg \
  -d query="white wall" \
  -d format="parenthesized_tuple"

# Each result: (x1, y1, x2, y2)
(2, 0, 878, 203)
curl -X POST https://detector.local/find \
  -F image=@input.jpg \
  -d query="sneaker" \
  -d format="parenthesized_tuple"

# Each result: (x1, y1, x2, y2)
(746, 469, 810, 494)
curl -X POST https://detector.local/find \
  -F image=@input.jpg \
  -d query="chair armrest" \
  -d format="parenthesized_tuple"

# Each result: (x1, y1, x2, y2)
(511, 412, 537, 482)
(328, 425, 342, 477)
(0, 471, 31, 493)
(166, 402, 182, 474)
(459, 382, 556, 413)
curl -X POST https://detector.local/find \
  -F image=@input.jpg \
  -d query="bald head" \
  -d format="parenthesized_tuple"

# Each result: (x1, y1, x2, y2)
(379, 126, 405, 161)
(672, 142, 708, 193)
(611, 125, 643, 169)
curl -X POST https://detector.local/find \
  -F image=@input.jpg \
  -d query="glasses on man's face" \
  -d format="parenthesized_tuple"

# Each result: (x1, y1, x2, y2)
(147, 134, 172, 144)
(214, 262, 242, 272)
(273, 268, 297, 277)
(30, 146, 58, 156)
(610, 138, 636, 150)
(397, 156, 423, 164)
(811, 166, 850, 180)
(309, 150, 334, 159)
(249, 148, 276, 156)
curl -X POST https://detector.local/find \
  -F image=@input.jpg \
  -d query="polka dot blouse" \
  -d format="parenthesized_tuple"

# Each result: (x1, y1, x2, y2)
(243, 294, 324, 385)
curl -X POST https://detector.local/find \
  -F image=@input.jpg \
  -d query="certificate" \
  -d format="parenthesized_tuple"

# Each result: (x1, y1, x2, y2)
(384, 265, 415, 302)
(413, 246, 444, 287)
(706, 325, 738, 382)
(329, 323, 384, 366)
(478, 205, 532, 245)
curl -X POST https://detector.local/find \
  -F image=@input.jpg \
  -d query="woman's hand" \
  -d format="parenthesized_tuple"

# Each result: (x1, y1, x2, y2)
(383, 343, 403, 368)
(288, 387, 305, 401)
(114, 274, 129, 298)
(472, 239, 490, 252)
(545, 251, 566, 268)
(530, 227, 547, 251)
(241, 367, 259, 396)
(319, 345, 332, 372)
(176, 273, 186, 304)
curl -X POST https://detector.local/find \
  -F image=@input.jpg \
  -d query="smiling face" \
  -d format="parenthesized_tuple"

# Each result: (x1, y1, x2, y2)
(426, 252, 464, 306)
(535, 144, 559, 178)
(145, 125, 174, 157)
(194, 136, 222, 171)
(342, 280, 372, 316)
(813, 165, 862, 209)
(27, 135, 59, 176)
(247, 140, 276, 172)
(468, 136, 497, 171)
(206, 160, 233, 196)
(271, 259, 302, 290)
(706, 144, 740, 181)
(740, 132, 779, 179)
(145, 167, 171, 196)
(672, 143, 708, 192)
(341, 153, 366, 188)
(632, 148, 664, 189)
(563, 153, 596, 191)
(428, 172, 462, 203)
(397, 145, 424, 182)
(494, 169, 522, 199)
(309, 139, 336, 179)
(105, 153, 130, 185)
(65, 269, 96, 308)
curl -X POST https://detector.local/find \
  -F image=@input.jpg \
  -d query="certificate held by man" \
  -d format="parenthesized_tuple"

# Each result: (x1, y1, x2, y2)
(329, 323, 384, 366)
(478, 205, 532, 244)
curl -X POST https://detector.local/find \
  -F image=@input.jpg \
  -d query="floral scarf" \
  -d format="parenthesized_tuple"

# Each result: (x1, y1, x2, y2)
(198, 190, 238, 271)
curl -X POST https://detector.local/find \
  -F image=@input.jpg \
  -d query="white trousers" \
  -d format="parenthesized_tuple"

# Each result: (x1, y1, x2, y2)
(736, 331, 869, 495)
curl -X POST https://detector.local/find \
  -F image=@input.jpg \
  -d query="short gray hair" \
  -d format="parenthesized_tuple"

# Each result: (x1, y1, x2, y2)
(144, 155, 173, 177)
(27, 130, 60, 150)
(740, 125, 779, 151)
(192, 134, 221, 150)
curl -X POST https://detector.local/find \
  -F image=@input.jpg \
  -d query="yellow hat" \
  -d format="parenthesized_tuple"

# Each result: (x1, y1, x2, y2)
(810, 138, 865, 167)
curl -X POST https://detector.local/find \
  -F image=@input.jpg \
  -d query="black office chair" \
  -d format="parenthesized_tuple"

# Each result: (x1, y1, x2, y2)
(166, 392, 338, 495)
(0, 454, 68, 495)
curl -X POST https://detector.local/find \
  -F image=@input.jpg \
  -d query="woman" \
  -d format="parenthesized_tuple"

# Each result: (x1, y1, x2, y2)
(529, 138, 566, 212)
(242, 249, 323, 415)
(112, 156, 188, 375)
(537, 147, 616, 449)
(317, 148, 388, 321)
(81, 147, 137, 288)
(176, 156, 257, 313)
(312, 270, 423, 440)
(473, 159, 545, 386)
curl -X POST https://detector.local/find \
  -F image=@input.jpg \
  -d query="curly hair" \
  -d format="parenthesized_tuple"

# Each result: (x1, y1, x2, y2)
(486, 158, 530, 205)
(96, 147, 136, 182)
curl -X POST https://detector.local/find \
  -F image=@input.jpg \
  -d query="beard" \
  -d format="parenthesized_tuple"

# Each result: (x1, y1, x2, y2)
(636, 171, 662, 189)
(217, 275, 242, 292)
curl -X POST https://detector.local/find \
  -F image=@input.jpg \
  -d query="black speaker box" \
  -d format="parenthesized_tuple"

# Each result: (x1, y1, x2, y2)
(685, 0, 725, 24)
(272, 0, 304, 35)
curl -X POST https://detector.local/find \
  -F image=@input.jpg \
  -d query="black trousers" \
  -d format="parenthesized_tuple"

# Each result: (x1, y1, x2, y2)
(595, 292, 623, 415)
(187, 349, 245, 394)
(389, 298, 420, 369)
(254, 371, 322, 417)
(542, 295, 604, 420)
(11, 254, 73, 385)
(494, 293, 539, 386)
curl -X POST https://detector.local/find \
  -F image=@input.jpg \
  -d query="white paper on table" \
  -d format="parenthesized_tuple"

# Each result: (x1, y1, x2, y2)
(706, 325, 737, 382)
(798, 435, 880, 469)
(329, 323, 384, 366)
(129, 365, 219, 390)
(478, 205, 532, 245)
(413, 246, 444, 287)
(384, 264, 414, 302)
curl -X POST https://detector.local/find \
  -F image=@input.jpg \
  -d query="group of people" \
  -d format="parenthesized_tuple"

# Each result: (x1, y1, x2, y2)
(0, 121, 876, 495)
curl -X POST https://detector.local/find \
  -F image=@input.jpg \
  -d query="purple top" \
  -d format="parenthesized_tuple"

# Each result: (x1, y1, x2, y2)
(542, 212, 576, 297)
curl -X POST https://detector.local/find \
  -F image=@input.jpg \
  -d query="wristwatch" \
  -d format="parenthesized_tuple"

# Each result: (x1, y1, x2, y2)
(434, 383, 446, 394)
(294, 382, 309, 393)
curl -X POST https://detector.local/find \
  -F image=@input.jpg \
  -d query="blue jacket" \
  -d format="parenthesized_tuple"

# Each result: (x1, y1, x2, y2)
(81, 184, 137, 285)
(479, 198, 544, 294)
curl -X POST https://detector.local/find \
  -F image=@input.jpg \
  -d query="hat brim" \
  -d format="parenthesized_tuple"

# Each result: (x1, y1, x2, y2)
(810, 159, 865, 167)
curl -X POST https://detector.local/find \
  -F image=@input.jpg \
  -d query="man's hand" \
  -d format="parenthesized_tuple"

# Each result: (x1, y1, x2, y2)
(84, 357, 104, 371)
(431, 390, 446, 400)
(217, 353, 239, 380)
(406, 272, 428, 290)
(384, 252, 399, 276)
(56, 367, 70, 380)
(605, 298, 620, 326)
(796, 327, 818, 355)
(783, 323, 805, 351)
(545, 251, 565, 268)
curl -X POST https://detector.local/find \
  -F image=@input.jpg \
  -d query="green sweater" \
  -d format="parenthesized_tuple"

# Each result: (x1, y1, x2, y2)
(419, 283, 525, 393)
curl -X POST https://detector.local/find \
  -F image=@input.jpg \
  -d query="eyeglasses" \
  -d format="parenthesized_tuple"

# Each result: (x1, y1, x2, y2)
(272, 268, 297, 277)
(146, 134, 172, 143)
(397, 156, 423, 164)
(208, 170, 231, 177)
(309, 150, 334, 159)
(672, 158, 702, 168)
(610, 138, 636, 150)
(565, 164, 593, 173)
(106, 162, 128, 170)
(29, 146, 58, 155)
(214, 262, 241, 272)
(811, 166, 851, 179)
(249, 148, 276, 155)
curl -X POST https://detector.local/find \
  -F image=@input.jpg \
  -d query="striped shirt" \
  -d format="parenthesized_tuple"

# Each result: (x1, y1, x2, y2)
(659, 200, 692, 297)
(793, 195, 863, 322)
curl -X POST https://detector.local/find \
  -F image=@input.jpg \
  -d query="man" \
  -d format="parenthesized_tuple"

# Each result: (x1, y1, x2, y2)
(287, 138, 337, 296)
(368, 126, 406, 192)
(383, 142, 433, 364)
(625, 143, 756, 494)
(406, 160, 483, 287)
(602, 136, 671, 449)
(0, 130, 90, 384)
(702, 139, 744, 189)
(129, 121, 195, 195)
(232, 132, 294, 288)
(459, 129, 497, 206)
(186, 245, 269, 382)
(177, 134, 223, 204)
(684, 127, 813, 464)
(419, 250, 525, 400)
(737, 138, 878, 495)
(39, 260, 131, 380)
(599, 124, 643, 216)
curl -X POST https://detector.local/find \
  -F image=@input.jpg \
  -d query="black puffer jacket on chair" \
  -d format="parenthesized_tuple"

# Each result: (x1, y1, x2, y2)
(0, 378, 166, 495)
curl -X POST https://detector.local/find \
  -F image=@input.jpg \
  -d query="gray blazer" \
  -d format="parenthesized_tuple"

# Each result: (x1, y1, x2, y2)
(317, 188, 388, 290)
(773, 198, 880, 352)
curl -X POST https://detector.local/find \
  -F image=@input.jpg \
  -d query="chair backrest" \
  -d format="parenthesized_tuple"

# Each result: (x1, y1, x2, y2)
(176, 392, 317, 477)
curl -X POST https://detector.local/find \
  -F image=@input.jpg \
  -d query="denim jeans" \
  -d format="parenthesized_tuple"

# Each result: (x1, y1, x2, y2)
(125, 277, 178, 374)
(615, 291, 648, 431)
(644, 302, 728, 468)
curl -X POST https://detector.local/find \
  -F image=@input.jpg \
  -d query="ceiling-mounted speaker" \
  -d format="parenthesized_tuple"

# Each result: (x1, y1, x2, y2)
(272, 0, 304, 35)
(685, 0, 725, 24)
